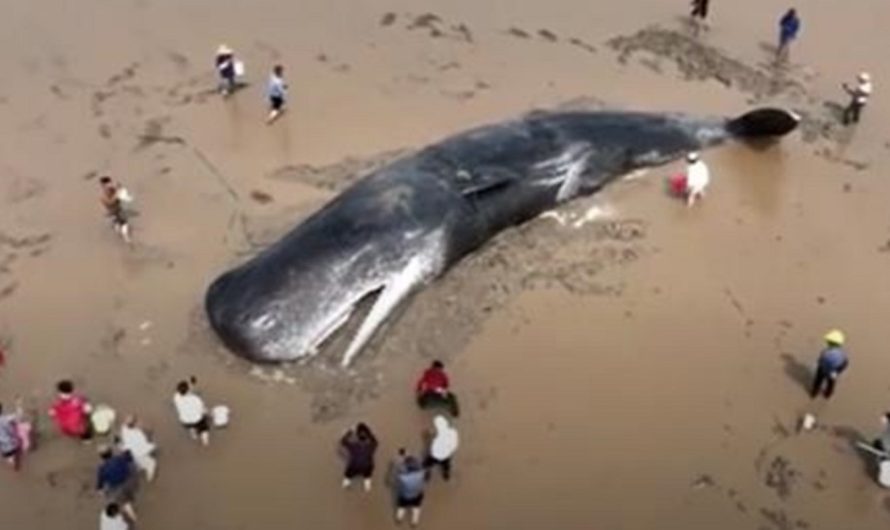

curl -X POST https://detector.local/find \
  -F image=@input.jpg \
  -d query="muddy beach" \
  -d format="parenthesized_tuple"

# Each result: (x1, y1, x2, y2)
(2, 0, 890, 528)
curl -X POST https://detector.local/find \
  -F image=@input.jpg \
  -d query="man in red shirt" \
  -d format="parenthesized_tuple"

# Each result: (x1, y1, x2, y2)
(415, 361, 460, 417)
(48, 380, 93, 440)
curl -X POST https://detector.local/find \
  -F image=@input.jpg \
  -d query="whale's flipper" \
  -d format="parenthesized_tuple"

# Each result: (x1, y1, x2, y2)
(728, 108, 800, 138)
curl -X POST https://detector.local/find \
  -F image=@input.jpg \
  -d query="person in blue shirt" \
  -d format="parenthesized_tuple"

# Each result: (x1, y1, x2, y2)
(777, 9, 801, 59)
(266, 64, 288, 124)
(96, 446, 138, 522)
(810, 329, 849, 399)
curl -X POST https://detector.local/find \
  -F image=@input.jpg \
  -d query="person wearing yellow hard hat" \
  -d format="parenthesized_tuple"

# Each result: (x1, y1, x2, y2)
(811, 329, 849, 399)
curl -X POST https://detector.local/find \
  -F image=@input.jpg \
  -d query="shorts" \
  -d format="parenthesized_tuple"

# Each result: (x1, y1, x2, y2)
(107, 475, 139, 504)
(183, 415, 210, 434)
(397, 493, 424, 508)
(269, 95, 285, 111)
(344, 464, 374, 480)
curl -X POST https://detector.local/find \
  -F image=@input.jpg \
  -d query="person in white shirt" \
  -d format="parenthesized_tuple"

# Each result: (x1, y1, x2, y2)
(99, 503, 129, 530)
(684, 152, 710, 207)
(842, 72, 873, 125)
(423, 415, 459, 481)
(173, 378, 210, 446)
(266, 64, 288, 124)
(119, 415, 157, 481)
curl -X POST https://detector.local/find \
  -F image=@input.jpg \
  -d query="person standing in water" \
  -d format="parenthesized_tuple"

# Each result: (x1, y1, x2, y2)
(776, 8, 801, 59)
(842, 72, 873, 125)
(810, 329, 849, 399)
(215, 44, 237, 96)
(266, 64, 288, 124)
(684, 152, 710, 207)
(339, 422, 378, 492)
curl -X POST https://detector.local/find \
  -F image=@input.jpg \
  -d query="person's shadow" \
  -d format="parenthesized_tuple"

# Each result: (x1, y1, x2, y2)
(780, 353, 812, 395)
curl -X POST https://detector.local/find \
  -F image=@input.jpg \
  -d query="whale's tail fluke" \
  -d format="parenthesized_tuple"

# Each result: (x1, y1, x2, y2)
(728, 108, 800, 138)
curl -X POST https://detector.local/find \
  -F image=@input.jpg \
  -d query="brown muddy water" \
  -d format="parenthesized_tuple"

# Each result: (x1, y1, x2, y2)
(2, 0, 890, 528)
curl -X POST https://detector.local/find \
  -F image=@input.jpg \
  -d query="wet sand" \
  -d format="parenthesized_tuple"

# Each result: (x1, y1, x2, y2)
(2, 0, 890, 528)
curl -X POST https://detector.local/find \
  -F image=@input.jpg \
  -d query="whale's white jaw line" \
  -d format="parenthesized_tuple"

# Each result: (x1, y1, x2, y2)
(339, 229, 447, 367)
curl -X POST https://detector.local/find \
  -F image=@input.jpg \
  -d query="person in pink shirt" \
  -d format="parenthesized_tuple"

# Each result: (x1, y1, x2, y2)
(48, 380, 93, 440)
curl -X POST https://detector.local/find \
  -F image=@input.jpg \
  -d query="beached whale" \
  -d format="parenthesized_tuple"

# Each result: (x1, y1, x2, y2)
(206, 107, 798, 365)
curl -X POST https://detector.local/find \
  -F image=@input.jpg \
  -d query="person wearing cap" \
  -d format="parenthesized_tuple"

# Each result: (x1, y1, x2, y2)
(215, 45, 237, 96)
(842, 72, 873, 125)
(684, 152, 710, 207)
(777, 8, 801, 59)
(423, 415, 459, 481)
(810, 330, 849, 399)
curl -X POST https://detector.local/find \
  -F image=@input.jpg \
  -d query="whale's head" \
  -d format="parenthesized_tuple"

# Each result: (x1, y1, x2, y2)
(205, 172, 451, 365)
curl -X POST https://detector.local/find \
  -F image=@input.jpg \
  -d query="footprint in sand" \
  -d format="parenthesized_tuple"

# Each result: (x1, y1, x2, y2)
(380, 12, 397, 27)
(538, 29, 558, 42)
(506, 27, 531, 39)
(569, 37, 597, 54)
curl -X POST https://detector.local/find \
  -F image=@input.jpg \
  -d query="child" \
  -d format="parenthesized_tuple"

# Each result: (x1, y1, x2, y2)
(48, 380, 93, 441)
(266, 65, 288, 124)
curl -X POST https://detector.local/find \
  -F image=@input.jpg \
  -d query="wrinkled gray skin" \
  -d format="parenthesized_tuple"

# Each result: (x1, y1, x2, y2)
(205, 108, 797, 366)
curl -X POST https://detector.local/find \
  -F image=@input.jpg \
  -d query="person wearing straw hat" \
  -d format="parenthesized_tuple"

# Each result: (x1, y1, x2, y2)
(810, 329, 849, 399)
(842, 72, 873, 125)
(215, 44, 237, 96)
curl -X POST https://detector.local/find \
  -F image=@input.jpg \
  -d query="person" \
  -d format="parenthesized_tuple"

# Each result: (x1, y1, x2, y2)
(872, 413, 890, 452)
(96, 446, 138, 521)
(777, 9, 801, 59)
(415, 360, 460, 417)
(690, 0, 709, 22)
(215, 44, 237, 96)
(842, 72, 873, 125)
(340, 422, 378, 492)
(100, 502, 130, 530)
(424, 415, 459, 481)
(266, 64, 288, 124)
(393, 452, 426, 527)
(810, 329, 849, 399)
(119, 415, 157, 482)
(173, 378, 210, 446)
(684, 152, 710, 207)
(49, 380, 93, 440)
(99, 176, 132, 244)
(0, 402, 22, 470)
